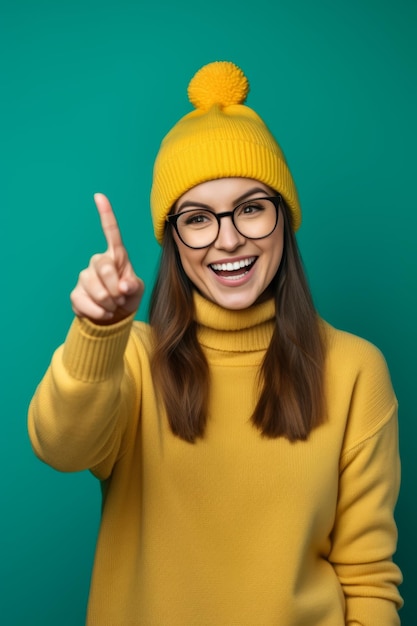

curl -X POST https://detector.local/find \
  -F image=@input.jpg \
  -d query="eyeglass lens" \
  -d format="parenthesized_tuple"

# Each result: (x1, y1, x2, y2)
(174, 198, 278, 249)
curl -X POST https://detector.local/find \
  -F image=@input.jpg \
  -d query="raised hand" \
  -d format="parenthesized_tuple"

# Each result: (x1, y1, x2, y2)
(70, 194, 144, 324)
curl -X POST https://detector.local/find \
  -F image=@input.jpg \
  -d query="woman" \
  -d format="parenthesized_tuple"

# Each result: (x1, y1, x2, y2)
(28, 61, 402, 625)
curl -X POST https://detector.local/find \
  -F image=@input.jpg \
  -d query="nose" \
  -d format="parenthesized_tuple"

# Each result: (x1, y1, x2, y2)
(213, 216, 246, 251)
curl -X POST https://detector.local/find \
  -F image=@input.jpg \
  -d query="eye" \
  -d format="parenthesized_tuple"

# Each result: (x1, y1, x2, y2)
(186, 214, 208, 224)
(180, 210, 215, 228)
(244, 204, 262, 213)
(237, 200, 266, 217)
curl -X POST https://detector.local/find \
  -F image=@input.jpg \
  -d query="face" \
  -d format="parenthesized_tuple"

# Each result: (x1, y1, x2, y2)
(171, 178, 284, 310)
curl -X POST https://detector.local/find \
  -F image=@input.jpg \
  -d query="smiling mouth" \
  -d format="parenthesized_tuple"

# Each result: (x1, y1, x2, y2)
(209, 257, 257, 279)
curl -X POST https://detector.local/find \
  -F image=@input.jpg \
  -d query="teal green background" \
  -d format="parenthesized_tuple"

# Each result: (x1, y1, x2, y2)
(2, 0, 416, 623)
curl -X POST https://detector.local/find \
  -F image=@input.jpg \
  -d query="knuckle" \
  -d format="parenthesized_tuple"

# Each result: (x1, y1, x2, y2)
(70, 283, 83, 303)
(99, 263, 114, 278)
(95, 290, 111, 306)
(78, 268, 88, 282)
(69, 290, 77, 307)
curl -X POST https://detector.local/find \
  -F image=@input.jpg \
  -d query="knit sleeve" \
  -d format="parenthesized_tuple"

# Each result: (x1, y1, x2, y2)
(328, 341, 403, 625)
(28, 314, 141, 479)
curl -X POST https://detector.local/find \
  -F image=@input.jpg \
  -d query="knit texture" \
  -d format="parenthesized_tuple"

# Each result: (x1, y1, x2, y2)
(28, 297, 403, 625)
(150, 61, 301, 243)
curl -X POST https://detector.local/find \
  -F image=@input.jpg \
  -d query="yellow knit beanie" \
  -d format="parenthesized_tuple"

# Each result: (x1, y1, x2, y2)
(150, 61, 301, 243)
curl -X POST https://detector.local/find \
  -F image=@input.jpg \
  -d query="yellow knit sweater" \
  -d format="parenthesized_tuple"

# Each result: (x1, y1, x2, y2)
(28, 293, 402, 625)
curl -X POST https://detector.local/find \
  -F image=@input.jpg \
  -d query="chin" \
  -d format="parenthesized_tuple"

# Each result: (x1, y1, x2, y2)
(208, 291, 262, 311)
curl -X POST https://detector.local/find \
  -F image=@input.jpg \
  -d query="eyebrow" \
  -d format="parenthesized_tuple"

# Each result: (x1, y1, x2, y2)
(176, 186, 271, 213)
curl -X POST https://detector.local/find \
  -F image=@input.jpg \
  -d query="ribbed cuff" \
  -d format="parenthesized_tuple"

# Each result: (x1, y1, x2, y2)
(62, 314, 135, 382)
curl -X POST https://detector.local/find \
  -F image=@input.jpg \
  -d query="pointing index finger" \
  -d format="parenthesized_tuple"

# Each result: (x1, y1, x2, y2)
(94, 193, 124, 254)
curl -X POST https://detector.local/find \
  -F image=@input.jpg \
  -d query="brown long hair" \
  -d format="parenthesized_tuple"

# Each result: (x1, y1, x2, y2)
(149, 202, 326, 443)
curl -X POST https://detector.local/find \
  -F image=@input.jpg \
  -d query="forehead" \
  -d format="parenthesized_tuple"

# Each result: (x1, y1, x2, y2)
(177, 177, 273, 206)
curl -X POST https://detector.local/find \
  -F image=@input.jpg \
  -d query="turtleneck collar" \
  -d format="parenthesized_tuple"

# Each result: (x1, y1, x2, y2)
(193, 291, 275, 353)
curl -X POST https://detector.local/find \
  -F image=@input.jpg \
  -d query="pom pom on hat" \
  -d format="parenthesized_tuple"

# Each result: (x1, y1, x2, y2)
(150, 61, 302, 243)
(188, 61, 249, 110)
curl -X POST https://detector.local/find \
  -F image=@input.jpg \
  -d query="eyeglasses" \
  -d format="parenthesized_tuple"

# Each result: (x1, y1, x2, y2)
(166, 195, 281, 249)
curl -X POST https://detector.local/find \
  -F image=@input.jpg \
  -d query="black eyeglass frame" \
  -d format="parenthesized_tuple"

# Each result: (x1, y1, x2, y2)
(166, 195, 282, 249)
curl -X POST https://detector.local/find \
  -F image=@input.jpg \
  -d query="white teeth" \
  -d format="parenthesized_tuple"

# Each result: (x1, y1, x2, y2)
(211, 257, 255, 271)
